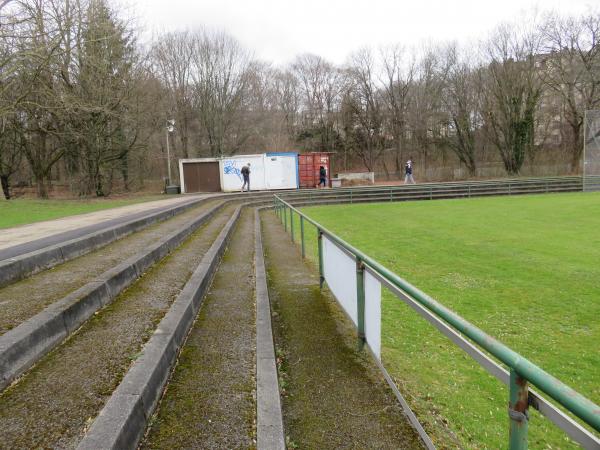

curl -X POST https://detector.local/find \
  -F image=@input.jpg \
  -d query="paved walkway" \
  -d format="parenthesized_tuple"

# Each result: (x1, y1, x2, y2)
(0, 195, 210, 259)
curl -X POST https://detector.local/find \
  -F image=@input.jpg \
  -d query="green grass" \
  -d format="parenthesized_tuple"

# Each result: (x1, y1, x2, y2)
(282, 192, 600, 449)
(0, 195, 166, 229)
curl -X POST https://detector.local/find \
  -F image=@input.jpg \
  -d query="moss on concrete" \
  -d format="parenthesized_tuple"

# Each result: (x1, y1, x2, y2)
(0, 204, 235, 450)
(141, 209, 256, 449)
(0, 200, 221, 335)
(261, 211, 423, 449)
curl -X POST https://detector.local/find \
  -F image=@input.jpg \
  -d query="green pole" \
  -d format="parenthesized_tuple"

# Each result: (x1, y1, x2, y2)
(290, 208, 295, 243)
(356, 258, 366, 350)
(509, 369, 529, 450)
(317, 229, 324, 289)
(284, 205, 288, 232)
(300, 216, 305, 258)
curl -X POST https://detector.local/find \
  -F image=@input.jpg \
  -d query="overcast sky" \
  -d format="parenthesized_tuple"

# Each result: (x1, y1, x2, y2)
(130, 0, 595, 66)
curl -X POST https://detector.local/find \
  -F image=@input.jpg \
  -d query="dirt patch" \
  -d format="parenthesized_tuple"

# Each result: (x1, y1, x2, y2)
(141, 208, 256, 449)
(0, 200, 221, 335)
(261, 211, 424, 449)
(0, 205, 236, 450)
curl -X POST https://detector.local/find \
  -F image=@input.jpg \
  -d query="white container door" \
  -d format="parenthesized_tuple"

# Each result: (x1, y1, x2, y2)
(265, 154, 297, 189)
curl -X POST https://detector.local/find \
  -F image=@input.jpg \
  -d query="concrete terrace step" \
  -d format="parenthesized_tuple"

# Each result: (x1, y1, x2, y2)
(0, 200, 230, 391)
(0, 206, 239, 449)
(78, 207, 243, 449)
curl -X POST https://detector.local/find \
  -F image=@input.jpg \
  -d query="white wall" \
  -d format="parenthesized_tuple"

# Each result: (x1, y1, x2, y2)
(220, 155, 266, 192)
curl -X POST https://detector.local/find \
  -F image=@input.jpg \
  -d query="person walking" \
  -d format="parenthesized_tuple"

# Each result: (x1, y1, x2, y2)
(404, 158, 415, 184)
(241, 163, 251, 192)
(317, 165, 327, 188)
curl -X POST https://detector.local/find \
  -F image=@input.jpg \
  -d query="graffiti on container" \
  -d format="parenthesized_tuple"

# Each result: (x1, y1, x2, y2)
(223, 160, 242, 180)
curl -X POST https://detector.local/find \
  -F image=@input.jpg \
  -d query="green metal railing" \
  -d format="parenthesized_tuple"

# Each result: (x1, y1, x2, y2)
(273, 194, 600, 450)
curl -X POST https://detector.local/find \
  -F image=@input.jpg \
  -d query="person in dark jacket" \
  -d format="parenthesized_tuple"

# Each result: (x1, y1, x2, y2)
(318, 165, 327, 188)
(404, 158, 415, 184)
(241, 163, 251, 192)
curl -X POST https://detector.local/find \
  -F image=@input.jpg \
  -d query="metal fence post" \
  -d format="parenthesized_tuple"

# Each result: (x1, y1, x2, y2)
(284, 205, 288, 232)
(317, 229, 324, 289)
(300, 216, 305, 258)
(356, 258, 366, 349)
(290, 208, 295, 243)
(509, 369, 529, 450)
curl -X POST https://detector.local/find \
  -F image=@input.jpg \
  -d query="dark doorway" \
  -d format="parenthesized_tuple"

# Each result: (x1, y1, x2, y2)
(183, 162, 221, 193)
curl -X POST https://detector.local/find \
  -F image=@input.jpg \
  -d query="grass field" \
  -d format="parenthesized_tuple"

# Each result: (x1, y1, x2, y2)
(285, 192, 600, 449)
(0, 195, 166, 229)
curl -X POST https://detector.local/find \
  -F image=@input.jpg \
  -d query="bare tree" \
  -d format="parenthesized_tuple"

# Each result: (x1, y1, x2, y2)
(440, 44, 479, 176)
(345, 48, 387, 173)
(190, 30, 251, 157)
(15, 0, 68, 198)
(151, 30, 195, 158)
(380, 44, 415, 176)
(292, 53, 342, 152)
(480, 23, 544, 175)
(540, 11, 600, 172)
(407, 46, 450, 175)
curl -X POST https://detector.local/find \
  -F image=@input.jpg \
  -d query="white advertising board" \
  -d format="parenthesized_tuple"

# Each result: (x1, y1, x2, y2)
(220, 154, 266, 192)
(322, 235, 358, 326)
(322, 235, 382, 360)
(364, 270, 382, 359)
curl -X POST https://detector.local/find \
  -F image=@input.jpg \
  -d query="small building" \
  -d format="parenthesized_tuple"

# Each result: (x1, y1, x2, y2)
(179, 152, 299, 193)
(178, 158, 221, 193)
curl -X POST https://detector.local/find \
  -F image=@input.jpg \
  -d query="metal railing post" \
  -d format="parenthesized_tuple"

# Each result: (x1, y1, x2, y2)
(290, 208, 295, 243)
(356, 258, 366, 349)
(509, 369, 529, 450)
(284, 205, 288, 232)
(317, 229, 324, 289)
(300, 216, 305, 258)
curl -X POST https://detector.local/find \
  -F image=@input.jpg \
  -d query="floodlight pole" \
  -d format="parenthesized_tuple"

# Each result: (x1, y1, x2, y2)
(165, 119, 175, 185)
(165, 127, 171, 184)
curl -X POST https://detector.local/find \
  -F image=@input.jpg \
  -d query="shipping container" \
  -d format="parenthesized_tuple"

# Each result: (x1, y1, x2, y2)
(298, 152, 333, 188)
(264, 152, 299, 189)
(220, 154, 266, 192)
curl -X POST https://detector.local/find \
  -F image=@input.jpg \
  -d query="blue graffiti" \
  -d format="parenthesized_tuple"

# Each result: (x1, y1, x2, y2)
(223, 160, 242, 180)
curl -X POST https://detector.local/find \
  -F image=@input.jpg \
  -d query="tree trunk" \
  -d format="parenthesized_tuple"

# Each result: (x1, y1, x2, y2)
(36, 177, 48, 199)
(570, 122, 583, 174)
(1, 175, 10, 200)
